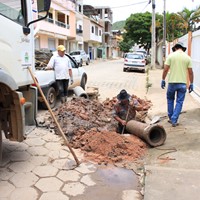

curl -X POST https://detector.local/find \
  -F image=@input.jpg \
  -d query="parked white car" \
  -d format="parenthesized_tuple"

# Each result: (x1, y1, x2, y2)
(123, 52, 146, 73)
(34, 54, 87, 109)
(69, 50, 90, 66)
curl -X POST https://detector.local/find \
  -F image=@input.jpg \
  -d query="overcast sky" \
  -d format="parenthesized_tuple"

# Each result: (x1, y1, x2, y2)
(83, 0, 200, 22)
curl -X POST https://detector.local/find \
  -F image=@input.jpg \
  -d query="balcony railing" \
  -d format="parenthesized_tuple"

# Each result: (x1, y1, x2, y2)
(55, 20, 66, 28)
(38, 15, 70, 29)
(46, 17, 54, 23)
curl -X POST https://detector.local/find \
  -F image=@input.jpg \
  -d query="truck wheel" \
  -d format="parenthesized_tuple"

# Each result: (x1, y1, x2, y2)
(80, 59, 83, 67)
(86, 58, 90, 65)
(80, 76, 86, 90)
(41, 87, 56, 109)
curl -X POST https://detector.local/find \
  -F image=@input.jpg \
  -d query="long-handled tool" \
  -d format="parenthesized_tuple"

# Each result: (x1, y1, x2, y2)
(144, 115, 168, 132)
(121, 106, 130, 135)
(28, 67, 80, 167)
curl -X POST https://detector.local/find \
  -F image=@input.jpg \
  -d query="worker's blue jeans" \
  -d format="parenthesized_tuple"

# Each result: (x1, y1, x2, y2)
(167, 83, 187, 124)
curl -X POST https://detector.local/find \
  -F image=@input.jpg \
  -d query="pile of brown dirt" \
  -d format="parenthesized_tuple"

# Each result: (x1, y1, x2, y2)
(72, 130, 147, 165)
(52, 96, 152, 165)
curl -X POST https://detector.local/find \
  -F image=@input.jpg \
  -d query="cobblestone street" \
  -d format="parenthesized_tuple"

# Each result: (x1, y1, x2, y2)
(0, 59, 144, 200)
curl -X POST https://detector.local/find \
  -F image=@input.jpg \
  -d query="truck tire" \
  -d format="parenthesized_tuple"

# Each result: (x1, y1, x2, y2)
(80, 59, 83, 67)
(86, 58, 90, 65)
(80, 75, 86, 90)
(41, 87, 56, 109)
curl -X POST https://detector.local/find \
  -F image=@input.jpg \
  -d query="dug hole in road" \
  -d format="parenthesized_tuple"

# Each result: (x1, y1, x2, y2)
(37, 58, 151, 198)
(49, 58, 151, 166)
(1, 58, 159, 200)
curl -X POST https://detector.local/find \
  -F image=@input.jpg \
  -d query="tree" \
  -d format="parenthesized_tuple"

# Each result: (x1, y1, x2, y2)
(117, 6, 200, 53)
(118, 39, 133, 53)
(123, 12, 152, 50)
(177, 7, 200, 33)
(165, 12, 185, 42)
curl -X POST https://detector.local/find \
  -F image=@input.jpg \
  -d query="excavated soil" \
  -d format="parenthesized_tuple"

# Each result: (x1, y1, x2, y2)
(49, 95, 152, 165)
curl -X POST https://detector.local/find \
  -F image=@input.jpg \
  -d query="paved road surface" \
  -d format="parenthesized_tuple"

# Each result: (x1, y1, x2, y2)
(1, 59, 145, 200)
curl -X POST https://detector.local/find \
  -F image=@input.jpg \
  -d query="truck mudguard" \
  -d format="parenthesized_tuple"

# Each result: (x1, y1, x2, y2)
(0, 69, 18, 90)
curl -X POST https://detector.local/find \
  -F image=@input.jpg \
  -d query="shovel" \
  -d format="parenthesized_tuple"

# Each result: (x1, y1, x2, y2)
(150, 115, 167, 125)
(121, 106, 130, 135)
(27, 67, 80, 168)
(150, 116, 161, 125)
(144, 115, 163, 131)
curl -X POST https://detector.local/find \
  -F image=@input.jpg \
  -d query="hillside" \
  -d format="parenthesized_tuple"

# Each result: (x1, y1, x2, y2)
(112, 20, 125, 31)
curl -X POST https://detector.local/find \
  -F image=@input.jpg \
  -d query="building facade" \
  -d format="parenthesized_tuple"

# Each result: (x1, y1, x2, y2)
(34, 0, 76, 52)
(33, 0, 114, 60)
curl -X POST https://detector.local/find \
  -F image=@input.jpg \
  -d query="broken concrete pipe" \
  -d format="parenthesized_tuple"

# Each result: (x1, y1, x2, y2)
(73, 86, 89, 99)
(126, 120, 166, 147)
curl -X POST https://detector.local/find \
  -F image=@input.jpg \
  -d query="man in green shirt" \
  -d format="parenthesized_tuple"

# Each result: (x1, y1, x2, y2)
(161, 42, 194, 127)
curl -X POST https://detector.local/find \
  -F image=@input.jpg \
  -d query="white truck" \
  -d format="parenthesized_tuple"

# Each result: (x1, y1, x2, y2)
(0, 0, 51, 160)
(69, 50, 90, 66)
(35, 53, 87, 109)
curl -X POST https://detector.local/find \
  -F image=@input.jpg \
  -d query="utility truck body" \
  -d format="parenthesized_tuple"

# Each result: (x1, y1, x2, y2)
(0, 0, 51, 160)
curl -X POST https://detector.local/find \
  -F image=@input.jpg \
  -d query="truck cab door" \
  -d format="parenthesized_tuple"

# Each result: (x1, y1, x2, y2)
(0, 0, 34, 87)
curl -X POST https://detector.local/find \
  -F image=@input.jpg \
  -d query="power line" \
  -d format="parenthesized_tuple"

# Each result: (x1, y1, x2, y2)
(110, 1, 149, 9)
(140, 0, 152, 12)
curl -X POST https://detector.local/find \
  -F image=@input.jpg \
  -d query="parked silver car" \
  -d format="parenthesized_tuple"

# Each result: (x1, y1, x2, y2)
(123, 52, 146, 73)
(69, 50, 90, 66)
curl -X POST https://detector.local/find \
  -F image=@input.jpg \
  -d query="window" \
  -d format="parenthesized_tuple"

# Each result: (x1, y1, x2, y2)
(91, 26, 94, 33)
(47, 12, 53, 23)
(95, 26, 98, 36)
(0, 0, 26, 25)
(99, 30, 102, 36)
(78, 5, 81, 12)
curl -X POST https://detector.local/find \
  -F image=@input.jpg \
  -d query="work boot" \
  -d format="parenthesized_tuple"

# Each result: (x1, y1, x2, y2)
(61, 97, 65, 104)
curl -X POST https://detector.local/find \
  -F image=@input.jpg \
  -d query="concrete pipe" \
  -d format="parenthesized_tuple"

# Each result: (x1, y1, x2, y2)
(73, 86, 89, 99)
(126, 120, 166, 147)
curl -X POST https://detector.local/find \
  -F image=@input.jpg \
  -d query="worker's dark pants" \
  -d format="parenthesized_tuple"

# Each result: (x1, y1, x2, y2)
(56, 79, 69, 97)
(116, 123, 126, 134)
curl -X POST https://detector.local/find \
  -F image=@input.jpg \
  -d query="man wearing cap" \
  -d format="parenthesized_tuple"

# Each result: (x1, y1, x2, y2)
(161, 42, 194, 127)
(113, 89, 148, 134)
(46, 45, 73, 103)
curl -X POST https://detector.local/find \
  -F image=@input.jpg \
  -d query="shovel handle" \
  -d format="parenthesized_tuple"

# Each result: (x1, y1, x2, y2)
(121, 106, 130, 134)
(27, 67, 80, 166)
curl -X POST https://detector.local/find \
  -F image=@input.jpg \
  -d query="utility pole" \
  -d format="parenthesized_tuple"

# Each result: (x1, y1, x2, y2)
(162, 0, 166, 67)
(151, 0, 156, 69)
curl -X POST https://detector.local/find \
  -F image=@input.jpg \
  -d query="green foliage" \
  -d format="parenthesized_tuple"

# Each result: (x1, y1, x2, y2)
(123, 12, 152, 50)
(116, 6, 200, 53)
(165, 12, 185, 42)
(118, 40, 133, 52)
(177, 7, 200, 33)
(112, 20, 125, 31)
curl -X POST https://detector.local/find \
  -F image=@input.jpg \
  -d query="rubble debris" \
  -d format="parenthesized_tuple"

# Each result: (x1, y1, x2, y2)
(35, 50, 52, 69)
(86, 86, 99, 100)
(50, 95, 152, 165)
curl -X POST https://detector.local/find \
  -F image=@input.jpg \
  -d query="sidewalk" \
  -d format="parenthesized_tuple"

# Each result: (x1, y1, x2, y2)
(143, 67, 200, 200)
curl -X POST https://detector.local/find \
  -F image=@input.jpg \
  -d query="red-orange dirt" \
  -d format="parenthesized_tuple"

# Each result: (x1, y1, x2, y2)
(52, 96, 152, 165)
